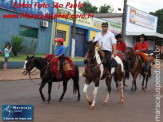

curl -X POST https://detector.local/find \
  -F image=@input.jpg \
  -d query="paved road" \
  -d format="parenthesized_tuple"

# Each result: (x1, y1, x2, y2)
(0, 70, 163, 122)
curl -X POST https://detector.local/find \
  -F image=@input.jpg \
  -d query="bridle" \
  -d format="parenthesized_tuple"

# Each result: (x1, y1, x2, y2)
(85, 50, 104, 71)
(25, 58, 49, 85)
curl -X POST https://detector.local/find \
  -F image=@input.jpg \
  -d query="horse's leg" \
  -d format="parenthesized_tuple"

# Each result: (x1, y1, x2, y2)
(130, 72, 139, 93)
(83, 79, 92, 105)
(59, 80, 68, 102)
(144, 75, 149, 92)
(118, 71, 124, 104)
(142, 74, 146, 90)
(130, 73, 135, 93)
(47, 81, 52, 103)
(90, 80, 99, 109)
(39, 81, 46, 102)
(72, 73, 80, 101)
(104, 76, 112, 106)
(114, 74, 118, 91)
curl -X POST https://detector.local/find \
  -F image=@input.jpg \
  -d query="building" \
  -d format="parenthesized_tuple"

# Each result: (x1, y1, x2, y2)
(55, 8, 122, 57)
(94, 5, 163, 58)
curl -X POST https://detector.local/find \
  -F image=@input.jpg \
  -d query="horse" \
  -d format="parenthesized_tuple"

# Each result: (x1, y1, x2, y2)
(83, 41, 124, 109)
(123, 47, 152, 93)
(22, 55, 80, 103)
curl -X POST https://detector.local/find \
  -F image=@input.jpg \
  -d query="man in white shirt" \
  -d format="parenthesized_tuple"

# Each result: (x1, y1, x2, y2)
(94, 22, 117, 76)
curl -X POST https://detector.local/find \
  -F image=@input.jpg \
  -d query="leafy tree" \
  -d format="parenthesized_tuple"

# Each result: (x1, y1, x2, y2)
(79, 1, 98, 13)
(79, 1, 114, 13)
(150, 9, 163, 34)
(6, 35, 24, 56)
(99, 4, 114, 13)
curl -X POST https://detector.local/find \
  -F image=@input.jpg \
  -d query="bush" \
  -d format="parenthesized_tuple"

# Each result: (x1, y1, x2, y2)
(6, 35, 25, 56)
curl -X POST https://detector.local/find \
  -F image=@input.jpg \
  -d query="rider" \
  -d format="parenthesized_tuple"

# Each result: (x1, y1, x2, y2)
(115, 34, 127, 53)
(55, 38, 65, 78)
(94, 22, 117, 76)
(134, 34, 149, 71)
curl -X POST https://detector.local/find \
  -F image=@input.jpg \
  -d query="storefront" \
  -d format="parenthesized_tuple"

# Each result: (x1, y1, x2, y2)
(125, 5, 163, 56)
(56, 8, 122, 57)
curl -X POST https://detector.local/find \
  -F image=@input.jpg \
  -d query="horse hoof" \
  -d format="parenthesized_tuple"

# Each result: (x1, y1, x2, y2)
(47, 100, 50, 103)
(89, 105, 95, 109)
(119, 101, 123, 104)
(77, 98, 80, 101)
(144, 88, 147, 92)
(103, 102, 108, 106)
(58, 99, 62, 102)
(115, 88, 118, 91)
(130, 92, 133, 94)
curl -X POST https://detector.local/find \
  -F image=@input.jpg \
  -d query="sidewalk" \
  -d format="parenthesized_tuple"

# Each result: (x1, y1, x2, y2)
(0, 63, 163, 81)
(0, 67, 85, 81)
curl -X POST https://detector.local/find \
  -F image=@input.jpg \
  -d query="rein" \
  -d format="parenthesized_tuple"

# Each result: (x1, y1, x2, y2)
(85, 51, 104, 71)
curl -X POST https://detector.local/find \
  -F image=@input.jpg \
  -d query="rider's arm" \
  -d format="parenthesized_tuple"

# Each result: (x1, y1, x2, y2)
(112, 44, 116, 53)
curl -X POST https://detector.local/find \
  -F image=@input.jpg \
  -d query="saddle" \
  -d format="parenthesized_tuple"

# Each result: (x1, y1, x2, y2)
(45, 54, 75, 79)
(136, 52, 155, 64)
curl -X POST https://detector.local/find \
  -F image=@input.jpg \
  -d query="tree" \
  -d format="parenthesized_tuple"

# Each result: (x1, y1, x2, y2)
(5, 35, 25, 56)
(150, 9, 163, 34)
(99, 4, 114, 13)
(79, 1, 98, 13)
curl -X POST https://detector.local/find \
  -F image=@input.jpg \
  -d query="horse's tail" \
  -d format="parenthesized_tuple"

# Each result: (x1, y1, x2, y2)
(72, 65, 80, 94)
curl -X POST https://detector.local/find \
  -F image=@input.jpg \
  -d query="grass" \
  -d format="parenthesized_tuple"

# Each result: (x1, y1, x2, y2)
(0, 54, 84, 62)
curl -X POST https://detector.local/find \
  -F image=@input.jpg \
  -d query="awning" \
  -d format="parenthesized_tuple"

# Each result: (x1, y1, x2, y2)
(126, 32, 163, 38)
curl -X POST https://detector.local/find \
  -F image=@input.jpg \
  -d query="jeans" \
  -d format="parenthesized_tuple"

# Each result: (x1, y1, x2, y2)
(59, 56, 64, 75)
(103, 50, 111, 74)
(146, 56, 150, 70)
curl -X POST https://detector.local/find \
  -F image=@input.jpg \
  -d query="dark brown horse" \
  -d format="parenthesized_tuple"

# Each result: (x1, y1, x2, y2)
(22, 56, 80, 103)
(83, 41, 124, 109)
(123, 47, 152, 93)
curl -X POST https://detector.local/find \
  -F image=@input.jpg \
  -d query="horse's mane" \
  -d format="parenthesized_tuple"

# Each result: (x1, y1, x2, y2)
(126, 47, 135, 53)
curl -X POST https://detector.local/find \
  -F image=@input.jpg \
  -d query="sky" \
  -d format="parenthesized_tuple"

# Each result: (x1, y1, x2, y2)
(54, 0, 163, 13)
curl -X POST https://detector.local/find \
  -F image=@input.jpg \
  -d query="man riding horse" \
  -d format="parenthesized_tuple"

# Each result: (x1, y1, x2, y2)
(115, 34, 127, 53)
(134, 34, 150, 72)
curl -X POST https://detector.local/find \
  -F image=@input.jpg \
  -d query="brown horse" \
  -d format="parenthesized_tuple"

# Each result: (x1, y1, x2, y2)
(83, 41, 124, 109)
(123, 47, 152, 93)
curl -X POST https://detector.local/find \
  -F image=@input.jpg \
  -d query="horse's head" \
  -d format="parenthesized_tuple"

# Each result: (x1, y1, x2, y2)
(123, 47, 135, 62)
(84, 41, 97, 64)
(22, 55, 35, 75)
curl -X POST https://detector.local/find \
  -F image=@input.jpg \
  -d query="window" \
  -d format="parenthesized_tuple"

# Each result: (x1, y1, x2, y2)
(19, 25, 38, 38)
(56, 30, 66, 41)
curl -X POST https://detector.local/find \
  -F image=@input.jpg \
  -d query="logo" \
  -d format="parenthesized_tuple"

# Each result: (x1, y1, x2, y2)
(130, 8, 136, 24)
(2, 105, 33, 121)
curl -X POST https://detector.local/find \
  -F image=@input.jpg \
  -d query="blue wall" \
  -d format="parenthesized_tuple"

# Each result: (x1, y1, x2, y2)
(0, 8, 52, 54)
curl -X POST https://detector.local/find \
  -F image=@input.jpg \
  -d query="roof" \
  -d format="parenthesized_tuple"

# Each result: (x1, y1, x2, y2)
(92, 13, 123, 18)
(126, 32, 163, 39)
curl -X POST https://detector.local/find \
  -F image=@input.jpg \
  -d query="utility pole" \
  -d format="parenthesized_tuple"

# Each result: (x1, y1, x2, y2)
(71, 0, 76, 58)
(121, 0, 127, 41)
(50, 8, 58, 54)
